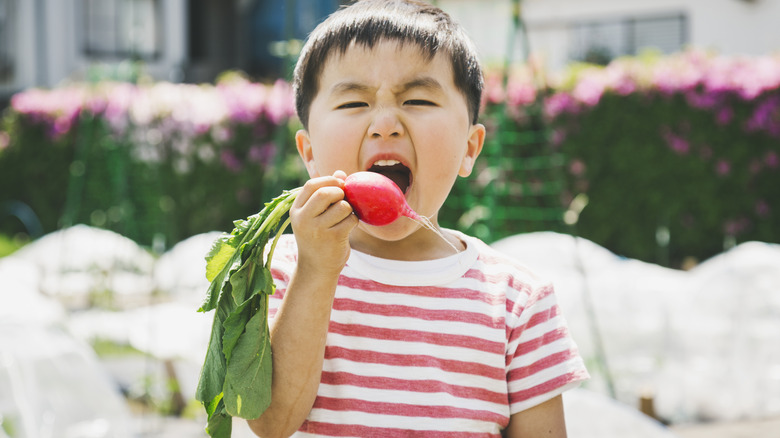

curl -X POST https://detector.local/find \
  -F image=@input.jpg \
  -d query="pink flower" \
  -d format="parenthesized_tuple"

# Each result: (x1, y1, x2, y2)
(568, 159, 586, 177)
(572, 74, 606, 107)
(716, 106, 733, 125)
(715, 159, 731, 176)
(755, 200, 771, 218)
(220, 149, 243, 173)
(661, 128, 690, 155)
(766, 151, 780, 168)
(484, 73, 506, 105)
(507, 80, 537, 107)
(550, 129, 566, 146)
(264, 79, 296, 125)
(0, 131, 9, 150)
(248, 142, 277, 167)
(685, 91, 719, 109)
(544, 92, 577, 118)
(723, 218, 750, 236)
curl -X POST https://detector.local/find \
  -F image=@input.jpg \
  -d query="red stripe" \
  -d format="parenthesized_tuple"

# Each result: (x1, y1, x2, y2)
(511, 326, 570, 359)
(524, 303, 560, 330)
(328, 321, 504, 354)
(333, 298, 503, 329)
(320, 371, 508, 405)
(509, 371, 587, 404)
(325, 346, 505, 380)
(338, 275, 504, 306)
(523, 284, 555, 310)
(270, 267, 290, 284)
(463, 265, 535, 299)
(311, 396, 509, 424)
(507, 305, 562, 345)
(507, 348, 579, 383)
(300, 421, 502, 438)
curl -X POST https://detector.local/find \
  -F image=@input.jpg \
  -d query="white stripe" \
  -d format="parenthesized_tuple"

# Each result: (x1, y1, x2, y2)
(326, 332, 503, 363)
(338, 282, 503, 313)
(508, 359, 585, 393)
(330, 308, 502, 340)
(322, 358, 506, 394)
(510, 381, 583, 414)
(316, 383, 509, 414)
(508, 336, 575, 374)
(508, 291, 559, 330)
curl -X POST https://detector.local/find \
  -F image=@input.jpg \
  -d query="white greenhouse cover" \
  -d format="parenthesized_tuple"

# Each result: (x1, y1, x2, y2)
(0, 257, 133, 438)
(492, 232, 780, 423)
(2, 225, 779, 436)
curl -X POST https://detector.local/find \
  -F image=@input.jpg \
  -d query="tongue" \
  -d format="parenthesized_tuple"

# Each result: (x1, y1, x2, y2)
(370, 165, 410, 193)
(382, 170, 409, 193)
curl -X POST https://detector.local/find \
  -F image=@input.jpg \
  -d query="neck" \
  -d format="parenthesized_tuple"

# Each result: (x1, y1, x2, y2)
(349, 222, 464, 261)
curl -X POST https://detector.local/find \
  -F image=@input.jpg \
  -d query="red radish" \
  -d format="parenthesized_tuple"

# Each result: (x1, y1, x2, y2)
(343, 171, 459, 253)
(343, 171, 421, 226)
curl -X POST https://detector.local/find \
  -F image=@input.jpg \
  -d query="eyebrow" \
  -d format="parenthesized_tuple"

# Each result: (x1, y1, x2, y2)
(329, 76, 444, 95)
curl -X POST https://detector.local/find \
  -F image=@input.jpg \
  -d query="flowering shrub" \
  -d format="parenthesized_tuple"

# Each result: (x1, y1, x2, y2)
(0, 73, 305, 248)
(2, 50, 779, 264)
(475, 49, 780, 265)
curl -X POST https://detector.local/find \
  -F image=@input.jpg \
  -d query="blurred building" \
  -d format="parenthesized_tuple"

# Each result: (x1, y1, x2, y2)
(0, 0, 342, 105)
(441, 0, 780, 71)
(1, 0, 778, 105)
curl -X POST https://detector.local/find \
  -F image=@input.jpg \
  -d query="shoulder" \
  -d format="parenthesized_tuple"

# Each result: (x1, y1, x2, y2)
(458, 231, 553, 292)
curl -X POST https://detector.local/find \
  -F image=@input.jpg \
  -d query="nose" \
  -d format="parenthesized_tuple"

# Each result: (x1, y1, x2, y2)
(368, 108, 404, 139)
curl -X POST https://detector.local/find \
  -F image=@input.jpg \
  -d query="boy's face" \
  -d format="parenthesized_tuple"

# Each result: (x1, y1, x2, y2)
(296, 39, 485, 254)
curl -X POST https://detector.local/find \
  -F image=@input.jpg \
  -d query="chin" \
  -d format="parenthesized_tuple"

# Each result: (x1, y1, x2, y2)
(356, 219, 420, 243)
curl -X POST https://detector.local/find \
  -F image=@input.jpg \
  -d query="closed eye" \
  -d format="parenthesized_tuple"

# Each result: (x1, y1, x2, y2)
(337, 101, 368, 109)
(405, 99, 436, 106)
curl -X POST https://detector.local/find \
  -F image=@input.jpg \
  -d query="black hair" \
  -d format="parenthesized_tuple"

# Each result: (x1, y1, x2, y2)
(292, 0, 483, 128)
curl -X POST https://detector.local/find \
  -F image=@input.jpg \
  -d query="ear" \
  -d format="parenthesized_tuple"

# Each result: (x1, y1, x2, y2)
(458, 123, 486, 177)
(295, 129, 320, 177)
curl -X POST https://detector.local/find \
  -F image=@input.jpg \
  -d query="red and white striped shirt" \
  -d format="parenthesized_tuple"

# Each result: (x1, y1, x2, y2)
(268, 231, 588, 436)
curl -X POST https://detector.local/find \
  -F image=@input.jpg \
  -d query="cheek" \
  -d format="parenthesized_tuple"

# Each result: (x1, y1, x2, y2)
(424, 131, 469, 173)
(308, 117, 365, 171)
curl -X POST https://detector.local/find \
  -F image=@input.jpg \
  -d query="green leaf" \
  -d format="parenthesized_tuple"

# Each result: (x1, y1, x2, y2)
(205, 392, 224, 418)
(221, 294, 256, 363)
(197, 187, 300, 435)
(205, 235, 238, 283)
(196, 264, 240, 405)
(206, 408, 232, 438)
(251, 264, 275, 298)
(223, 297, 273, 420)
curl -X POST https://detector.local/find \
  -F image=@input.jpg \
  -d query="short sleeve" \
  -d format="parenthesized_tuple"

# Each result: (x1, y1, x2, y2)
(505, 281, 589, 413)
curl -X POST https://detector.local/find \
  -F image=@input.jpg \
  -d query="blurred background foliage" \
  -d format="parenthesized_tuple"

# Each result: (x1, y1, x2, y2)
(1, 49, 778, 267)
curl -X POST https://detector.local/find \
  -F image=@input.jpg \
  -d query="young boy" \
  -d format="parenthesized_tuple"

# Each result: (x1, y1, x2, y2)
(248, 1, 588, 436)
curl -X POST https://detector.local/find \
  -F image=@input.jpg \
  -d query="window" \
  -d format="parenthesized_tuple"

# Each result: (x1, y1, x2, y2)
(0, 0, 15, 84)
(570, 13, 687, 65)
(82, 0, 162, 59)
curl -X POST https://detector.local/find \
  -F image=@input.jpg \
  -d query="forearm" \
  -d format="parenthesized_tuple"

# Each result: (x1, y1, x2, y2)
(503, 395, 567, 438)
(247, 266, 338, 437)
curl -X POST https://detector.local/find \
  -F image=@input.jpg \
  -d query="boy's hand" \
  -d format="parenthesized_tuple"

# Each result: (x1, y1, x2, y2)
(289, 170, 358, 277)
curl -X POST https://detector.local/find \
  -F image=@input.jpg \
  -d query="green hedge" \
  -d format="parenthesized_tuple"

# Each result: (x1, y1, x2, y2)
(0, 75, 306, 249)
(542, 51, 780, 265)
(1, 50, 779, 266)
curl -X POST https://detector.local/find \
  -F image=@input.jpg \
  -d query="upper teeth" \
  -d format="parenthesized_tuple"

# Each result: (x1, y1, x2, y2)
(373, 159, 401, 166)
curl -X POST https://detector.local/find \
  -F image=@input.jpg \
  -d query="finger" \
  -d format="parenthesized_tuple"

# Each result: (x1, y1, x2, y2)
(314, 199, 354, 229)
(333, 170, 348, 181)
(294, 176, 344, 209)
(297, 186, 347, 221)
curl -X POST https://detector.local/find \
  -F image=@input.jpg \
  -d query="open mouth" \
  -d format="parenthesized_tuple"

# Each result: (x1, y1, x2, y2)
(368, 160, 412, 194)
